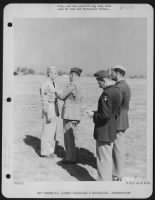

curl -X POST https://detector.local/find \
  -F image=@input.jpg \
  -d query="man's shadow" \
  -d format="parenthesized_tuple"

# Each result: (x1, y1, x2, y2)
(23, 135, 41, 156)
(55, 145, 96, 169)
(23, 135, 96, 181)
(57, 161, 95, 181)
(23, 135, 65, 157)
(77, 148, 96, 169)
(55, 144, 95, 181)
(23, 135, 96, 169)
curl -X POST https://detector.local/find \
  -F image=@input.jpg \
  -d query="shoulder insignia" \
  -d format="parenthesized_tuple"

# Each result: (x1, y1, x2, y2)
(103, 96, 108, 102)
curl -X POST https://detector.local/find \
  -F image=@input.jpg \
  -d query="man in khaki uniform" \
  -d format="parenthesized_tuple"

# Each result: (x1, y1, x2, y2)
(111, 65, 131, 180)
(40, 66, 59, 158)
(56, 67, 83, 164)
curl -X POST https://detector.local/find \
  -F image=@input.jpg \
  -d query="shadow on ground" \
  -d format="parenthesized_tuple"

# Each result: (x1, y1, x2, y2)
(23, 135, 41, 156)
(57, 161, 95, 181)
(55, 144, 96, 180)
(23, 135, 96, 168)
(23, 135, 96, 181)
(55, 144, 96, 169)
(77, 148, 96, 169)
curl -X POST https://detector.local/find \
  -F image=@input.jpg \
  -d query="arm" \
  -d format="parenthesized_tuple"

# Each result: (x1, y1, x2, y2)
(93, 93, 112, 124)
(40, 84, 49, 113)
(56, 83, 75, 100)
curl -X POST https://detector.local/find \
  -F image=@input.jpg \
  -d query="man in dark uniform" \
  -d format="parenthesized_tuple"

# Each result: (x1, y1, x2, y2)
(87, 70, 122, 181)
(111, 65, 131, 180)
(56, 67, 83, 164)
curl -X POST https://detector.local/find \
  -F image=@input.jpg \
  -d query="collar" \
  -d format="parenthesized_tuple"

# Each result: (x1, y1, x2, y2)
(47, 78, 56, 86)
(104, 84, 114, 91)
(116, 79, 125, 84)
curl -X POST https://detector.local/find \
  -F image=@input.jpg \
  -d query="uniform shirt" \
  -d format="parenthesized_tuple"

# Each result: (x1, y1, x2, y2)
(93, 85, 122, 142)
(57, 81, 83, 121)
(40, 78, 59, 117)
(115, 80, 131, 131)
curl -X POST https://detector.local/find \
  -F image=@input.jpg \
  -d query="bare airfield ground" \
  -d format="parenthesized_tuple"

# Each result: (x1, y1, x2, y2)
(3, 75, 146, 181)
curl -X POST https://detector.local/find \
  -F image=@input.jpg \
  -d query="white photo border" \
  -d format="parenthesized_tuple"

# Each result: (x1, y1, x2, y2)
(2, 3, 153, 198)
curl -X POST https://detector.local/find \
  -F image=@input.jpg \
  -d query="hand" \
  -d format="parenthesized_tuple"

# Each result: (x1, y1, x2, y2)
(43, 104, 49, 114)
(86, 110, 94, 118)
(55, 89, 61, 98)
(47, 92, 55, 101)
(47, 111, 54, 123)
(47, 116, 52, 123)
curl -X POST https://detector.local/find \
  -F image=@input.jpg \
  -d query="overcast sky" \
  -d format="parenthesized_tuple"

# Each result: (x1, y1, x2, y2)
(14, 18, 146, 76)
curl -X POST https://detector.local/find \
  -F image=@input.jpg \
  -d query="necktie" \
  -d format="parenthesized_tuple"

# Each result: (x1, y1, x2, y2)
(53, 81, 55, 88)
(53, 81, 59, 116)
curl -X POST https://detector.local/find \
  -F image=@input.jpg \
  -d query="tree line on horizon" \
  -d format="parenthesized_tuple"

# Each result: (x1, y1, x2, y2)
(13, 67, 146, 79)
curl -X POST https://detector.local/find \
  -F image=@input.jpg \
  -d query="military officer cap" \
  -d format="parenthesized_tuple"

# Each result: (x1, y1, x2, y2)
(94, 70, 111, 80)
(70, 67, 82, 76)
(47, 66, 57, 72)
(111, 65, 126, 73)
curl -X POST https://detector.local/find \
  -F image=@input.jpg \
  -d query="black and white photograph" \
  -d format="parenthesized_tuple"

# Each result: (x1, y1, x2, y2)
(2, 4, 153, 198)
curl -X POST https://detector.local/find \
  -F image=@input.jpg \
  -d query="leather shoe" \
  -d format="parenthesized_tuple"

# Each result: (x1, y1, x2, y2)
(60, 160, 77, 164)
(41, 154, 56, 158)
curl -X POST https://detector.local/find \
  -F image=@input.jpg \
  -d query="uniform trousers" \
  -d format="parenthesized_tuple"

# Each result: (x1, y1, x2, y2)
(96, 141, 113, 181)
(63, 119, 78, 162)
(41, 104, 58, 156)
(112, 131, 125, 179)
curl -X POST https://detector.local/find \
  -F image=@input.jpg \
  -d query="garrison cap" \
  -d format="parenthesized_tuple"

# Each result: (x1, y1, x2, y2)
(47, 66, 57, 72)
(94, 70, 111, 80)
(70, 67, 82, 76)
(111, 65, 126, 73)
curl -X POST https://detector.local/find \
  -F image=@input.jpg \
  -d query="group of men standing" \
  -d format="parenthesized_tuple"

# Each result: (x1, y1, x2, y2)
(40, 65, 131, 181)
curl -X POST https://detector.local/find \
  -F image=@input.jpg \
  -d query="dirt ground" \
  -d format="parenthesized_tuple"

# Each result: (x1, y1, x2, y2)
(4, 75, 147, 181)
